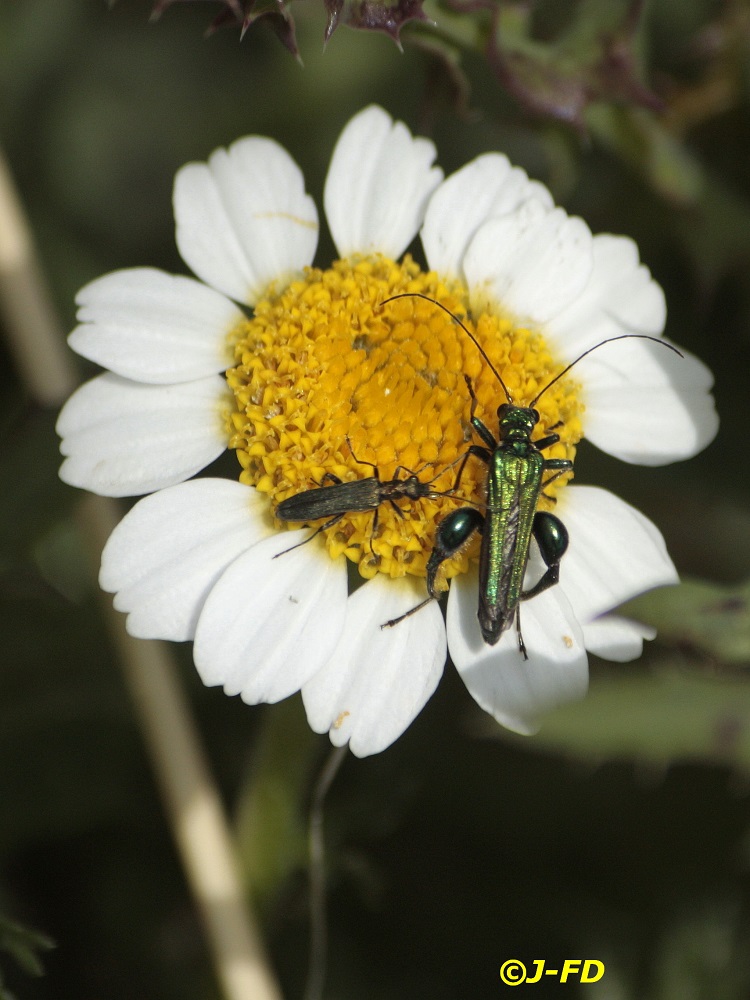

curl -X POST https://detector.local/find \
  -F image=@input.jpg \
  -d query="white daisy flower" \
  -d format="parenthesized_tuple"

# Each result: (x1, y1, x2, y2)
(57, 106, 718, 757)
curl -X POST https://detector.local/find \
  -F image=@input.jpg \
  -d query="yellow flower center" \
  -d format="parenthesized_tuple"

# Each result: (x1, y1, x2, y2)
(227, 254, 583, 587)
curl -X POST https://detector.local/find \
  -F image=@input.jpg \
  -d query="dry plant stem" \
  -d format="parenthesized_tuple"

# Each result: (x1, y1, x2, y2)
(0, 145, 283, 1000)
(82, 496, 283, 1000)
(0, 153, 78, 404)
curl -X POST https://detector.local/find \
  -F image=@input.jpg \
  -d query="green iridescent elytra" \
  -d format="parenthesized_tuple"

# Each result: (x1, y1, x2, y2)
(480, 418, 547, 637)
(448, 390, 572, 653)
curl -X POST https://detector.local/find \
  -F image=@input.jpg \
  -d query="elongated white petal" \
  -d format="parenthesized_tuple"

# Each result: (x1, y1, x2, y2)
(557, 486, 678, 623)
(547, 234, 667, 358)
(582, 344, 719, 464)
(463, 199, 593, 324)
(421, 153, 553, 276)
(324, 105, 443, 260)
(447, 571, 587, 734)
(57, 373, 229, 496)
(174, 137, 318, 305)
(68, 268, 242, 384)
(583, 615, 656, 662)
(302, 575, 445, 757)
(193, 532, 347, 704)
(535, 233, 718, 463)
(100, 479, 273, 641)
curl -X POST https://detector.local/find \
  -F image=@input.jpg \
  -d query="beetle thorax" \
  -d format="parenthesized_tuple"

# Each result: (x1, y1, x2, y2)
(498, 404, 539, 442)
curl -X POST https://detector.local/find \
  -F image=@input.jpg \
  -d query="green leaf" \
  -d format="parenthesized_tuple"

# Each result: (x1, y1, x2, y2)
(585, 103, 705, 203)
(476, 582, 750, 767)
(490, 664, 750, 771)
(0, 913, 54, 980)
(626, 578, 750, 664)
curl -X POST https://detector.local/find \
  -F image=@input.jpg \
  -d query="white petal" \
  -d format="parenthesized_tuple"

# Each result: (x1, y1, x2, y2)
(583, 614, 656, 662)
(534, 233, 718, 463)
(421, 153, 553, 276)
(447, 570, 588, 734)
(324, 105, 443, 259)
(100, 479, 273, 641)
(557, 485, 678, 623)
(174, 137, 318, 305)
(581, 344, 719, 465)
(463, 198, 593, 324)
(547, 234, 667, 358)
(57, 373, 229, 496)
(68, 268, 242, 384)
(302, 575, 445, 757)
(193, 532, 347, 704)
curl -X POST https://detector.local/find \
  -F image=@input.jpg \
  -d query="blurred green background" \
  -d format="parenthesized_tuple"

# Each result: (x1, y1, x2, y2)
(1, 0, 750, 997)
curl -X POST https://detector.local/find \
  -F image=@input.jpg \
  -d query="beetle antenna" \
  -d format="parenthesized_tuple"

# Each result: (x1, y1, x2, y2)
(380, 292, 515, 404)
(529, 334, 684, 407)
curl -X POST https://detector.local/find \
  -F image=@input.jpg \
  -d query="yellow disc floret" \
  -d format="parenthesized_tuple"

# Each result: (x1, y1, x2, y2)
(227, 254, 582, 586)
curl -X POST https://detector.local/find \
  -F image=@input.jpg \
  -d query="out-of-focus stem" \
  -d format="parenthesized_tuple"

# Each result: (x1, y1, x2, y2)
(0, 145, 283, 1000)
(80, 497, 283, 1000)
(304, 746, 347, 1000)
(0, 153, 78, 404)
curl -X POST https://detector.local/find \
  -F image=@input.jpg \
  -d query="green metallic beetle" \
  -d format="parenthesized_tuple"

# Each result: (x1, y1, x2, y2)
(432, 372, 572, 655)
(382, 293, 682, 658)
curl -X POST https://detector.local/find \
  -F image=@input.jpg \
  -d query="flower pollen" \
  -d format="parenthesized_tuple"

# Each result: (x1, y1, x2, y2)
(227, 254, 583, 586)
